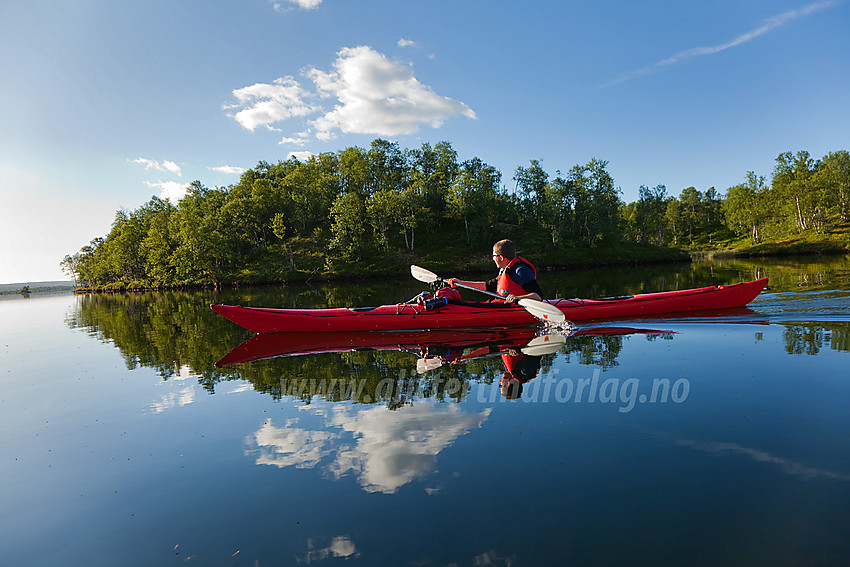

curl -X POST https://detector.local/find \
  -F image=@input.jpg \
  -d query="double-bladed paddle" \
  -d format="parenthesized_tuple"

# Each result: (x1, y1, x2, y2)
(409, 264, 567, 323)
(415, 333, 569, 373)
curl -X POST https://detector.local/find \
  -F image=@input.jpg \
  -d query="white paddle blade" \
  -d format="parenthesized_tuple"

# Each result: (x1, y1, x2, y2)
(410, 265, 440, 284)
(521, 333, 567, 356)
(517, 298, 566, 323)
(416, 357, 443, 373)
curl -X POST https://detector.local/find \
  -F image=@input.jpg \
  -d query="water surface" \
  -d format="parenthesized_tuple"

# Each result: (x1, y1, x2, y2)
(2, 257, 849, 566)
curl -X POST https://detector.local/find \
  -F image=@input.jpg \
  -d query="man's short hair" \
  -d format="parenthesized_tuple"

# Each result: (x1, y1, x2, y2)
(493, 239, 516, 259)
(500, 373, 523, 400)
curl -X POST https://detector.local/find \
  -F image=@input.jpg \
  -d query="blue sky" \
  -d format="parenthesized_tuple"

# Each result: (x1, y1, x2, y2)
(1, 0, 848, 283)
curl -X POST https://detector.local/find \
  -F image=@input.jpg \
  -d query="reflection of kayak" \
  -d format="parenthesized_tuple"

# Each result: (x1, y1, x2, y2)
(210, 278, 768, 334)
(215, 326, 674, 367)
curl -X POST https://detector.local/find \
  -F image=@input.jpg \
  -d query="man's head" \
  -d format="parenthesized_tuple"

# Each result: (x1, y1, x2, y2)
(492, 239, 516, 268)
(500, 372, 523, 400)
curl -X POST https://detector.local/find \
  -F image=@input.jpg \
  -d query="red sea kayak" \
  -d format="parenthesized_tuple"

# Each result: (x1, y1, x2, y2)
(210, 278, 768, 334)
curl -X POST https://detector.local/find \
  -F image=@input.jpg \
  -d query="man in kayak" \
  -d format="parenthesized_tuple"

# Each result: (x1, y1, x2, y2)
(447, 239, 544, 304)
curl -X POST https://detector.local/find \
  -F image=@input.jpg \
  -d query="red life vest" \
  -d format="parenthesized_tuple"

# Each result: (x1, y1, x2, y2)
(501, 352, 525, 373)
(496, 256, 537, 298)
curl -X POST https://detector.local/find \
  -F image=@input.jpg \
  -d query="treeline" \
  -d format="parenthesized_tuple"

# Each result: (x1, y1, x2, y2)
(62, 140, 850, 288)
(621, 150, 850, 248)
(724, 150, 850, 243)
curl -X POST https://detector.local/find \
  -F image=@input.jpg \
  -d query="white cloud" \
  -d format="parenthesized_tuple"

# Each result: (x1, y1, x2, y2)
(131, 157, 182, 176)
(209, 165, 246, 175)
(272, 0, 322, 11)
(278, 135, 308, 145)
(308, 46, 476, 137)
(601, 0, 840, 88)
(287, 150, 314, 161)
(226, 45, 475, 140)
(144, 180, 191, 202)
(398, 38, 416, 48)
(229, 77, 317, 131)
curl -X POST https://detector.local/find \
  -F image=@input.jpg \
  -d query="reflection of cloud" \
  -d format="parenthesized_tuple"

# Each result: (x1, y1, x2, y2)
(473, 549, 516, 566)
(247, 402, 491, 493)
(677, 438, 850, 481)
(329, 403, 491, 493)
(226, 384, 252, 394)
(150, 365, 199, 413)
(251, 420, 338, 469)
(298, 535, 358, 564)
(150, 385, 196, 414)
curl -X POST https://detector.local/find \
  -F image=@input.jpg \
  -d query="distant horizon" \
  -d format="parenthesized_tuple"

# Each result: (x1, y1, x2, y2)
(0, 280, 75, 288)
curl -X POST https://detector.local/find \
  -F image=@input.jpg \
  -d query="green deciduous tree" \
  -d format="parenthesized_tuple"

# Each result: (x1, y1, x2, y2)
(328, 192, 367, 259)
(723, 172, 772, 243)
(448, 157, 502, 245)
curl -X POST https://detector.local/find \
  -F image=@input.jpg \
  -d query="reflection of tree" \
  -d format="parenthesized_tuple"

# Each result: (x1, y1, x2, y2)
(66, 292, 241, 390)
(65, 287, 568, 405)
(563, 335, 625, 368)
(688, 256, 850, 293)
(65, 276, 747, 406)
(782, 322, 850, 355)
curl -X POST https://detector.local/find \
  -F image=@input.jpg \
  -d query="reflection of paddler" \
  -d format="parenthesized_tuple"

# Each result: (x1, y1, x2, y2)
(499, 349, 542, 400)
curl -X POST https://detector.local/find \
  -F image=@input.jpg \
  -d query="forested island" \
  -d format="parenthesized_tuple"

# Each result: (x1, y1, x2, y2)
(62, 140, 850, 291)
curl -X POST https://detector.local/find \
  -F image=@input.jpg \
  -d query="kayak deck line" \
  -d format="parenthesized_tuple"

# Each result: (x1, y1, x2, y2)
(210, 278, 768, 334)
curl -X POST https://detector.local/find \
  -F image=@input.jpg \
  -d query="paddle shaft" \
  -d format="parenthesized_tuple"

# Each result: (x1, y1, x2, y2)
(446, 279, 513, 301)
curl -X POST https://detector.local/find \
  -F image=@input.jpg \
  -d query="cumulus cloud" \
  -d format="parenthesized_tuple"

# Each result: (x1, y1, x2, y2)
(131, 157, 182, 176)
(144, 180, 191, 202)
(398, 38, 416, 48)
(226, 45, 475, 140)
(209, 165, 246, 175)
(308, 46, 476, 137)
(600, 0, 840, 88)
(228, 77, 317, 131)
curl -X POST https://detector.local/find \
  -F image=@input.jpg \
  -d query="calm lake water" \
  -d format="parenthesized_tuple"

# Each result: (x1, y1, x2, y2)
(2, 256, 850, 566)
